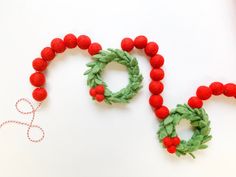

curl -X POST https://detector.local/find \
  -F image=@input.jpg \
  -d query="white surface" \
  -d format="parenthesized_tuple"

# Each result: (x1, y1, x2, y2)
(0, 0, 236, 177)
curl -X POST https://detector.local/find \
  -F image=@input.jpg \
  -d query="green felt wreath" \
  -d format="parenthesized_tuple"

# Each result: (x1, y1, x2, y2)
(84, 48, 143, 104)
(157, 104, 212, 158)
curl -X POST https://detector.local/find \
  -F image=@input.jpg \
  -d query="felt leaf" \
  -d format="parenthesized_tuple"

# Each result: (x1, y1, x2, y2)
(165, 124, 174, 135)
(164, 116, 173, 125)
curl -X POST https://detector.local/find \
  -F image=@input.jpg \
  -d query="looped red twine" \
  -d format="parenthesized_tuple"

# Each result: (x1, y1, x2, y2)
(0, 98, 45, 143)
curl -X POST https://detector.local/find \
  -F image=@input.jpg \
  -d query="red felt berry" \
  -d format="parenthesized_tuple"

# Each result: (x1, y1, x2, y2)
(172, 136, 181, 146)
(150, 68, 164, 81)
(41, 47, 55, 61)
(134, 35, 147, 49)
(95, 85, 105, 94)
(95, 94, 105, 102)
(32, 88, 47, 101)
(145, 42, 159, 57)
(149, 95, 163, 108)
(150, 54, 164, 68)
(88, 43, 102, 56)
(223, 83, 236, 97)
(188, 96, 203, 109)
(30, 72, 46, 87)
(32, 58, 48, 71)
(121, 38, 134, 52)
(196, 86, 212, 100)
(149, 81, 164, 95)
(63, 34, 77, 48)
(167, 146, 176, 154)
(77, 35, 91, 49)
(209, 82, 224, 96)
(162, 137, 172, 147)
(89, 88, 96, 97)
(51, 38, 66, 53)
(155, 106, 169, 120)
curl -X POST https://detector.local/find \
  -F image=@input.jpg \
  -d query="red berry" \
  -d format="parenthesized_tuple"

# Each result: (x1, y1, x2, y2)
(95, 94, 105, 102)
(121, 38, 134, 52)
(89, 88, 96, 97)
(51, 38, 66, 53)
(188, 96, 203, 108)
(149, 95, 163, 108)
(155, 106, 169, 120)
(30, 72, 46, 87)
(150, 54, 164, 68)
(209, 82, 224, 95)
(162, 137, 172, 147)
(134, 35, 147, 49)
(223, 83, 236, 97)
(32, 58, 48, 71)
(167, 146, 176, 154)
(77, 35, 91, 49)
(150, 68, 164, 81)
(149, 81, 164, 94)
(88, 42, 102, 55)
(32, 88, 47, 101)
(172, 136, 181, 146)
(63, 34, 77, 48)
(145, 42, 159, 57)
(196, 86, 212, 100)
(95, 85, 105, 94)
(41, 47, 55, 61)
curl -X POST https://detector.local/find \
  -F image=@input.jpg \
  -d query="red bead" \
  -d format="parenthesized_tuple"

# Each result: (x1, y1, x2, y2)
(209, 82, 224, 95)
(149, 95, 163, 108)
(155, 106, 169, 120)
(167, 146, 176, 154)
(89, 88, 96, 97)
(41, 47, 55, 61)
(145, 42, 159, 57)
(95, 85, 105, 94)
(150, 54, 164, 68)
(134, 35, 148, 49)
(188, 96, 203, 109)
(150, 68, 164, 81)
(32, 88, 47, 101)
(32, 58, 48, 71)
(223, 83, 236, 97)
(196, 86, 212, 100)
(162, 137, 172, 147)
(30, 72, 46, 87)
(149, 81, 164, 94)
(121, 38, 134, 52)
(64, 34, 77, 48)
(51, 38, 66, 53)
(77, 35, 91, 49)
(88, 43, 102, 56)
(95, 94, 105, 102)
(172, 136, 181, 146)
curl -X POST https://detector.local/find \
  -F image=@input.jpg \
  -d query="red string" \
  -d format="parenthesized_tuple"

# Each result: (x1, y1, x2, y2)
(0, 98, 45, 143)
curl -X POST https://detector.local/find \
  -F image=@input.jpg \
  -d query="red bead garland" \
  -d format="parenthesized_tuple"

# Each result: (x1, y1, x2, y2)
(31, 34, 103, 102)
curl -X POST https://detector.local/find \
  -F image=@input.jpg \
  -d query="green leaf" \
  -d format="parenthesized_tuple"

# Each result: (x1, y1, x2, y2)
(165, 124, 174, 135)
(164, 116, 173, 125)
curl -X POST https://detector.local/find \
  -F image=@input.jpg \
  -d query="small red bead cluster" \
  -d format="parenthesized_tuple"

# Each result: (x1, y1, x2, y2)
(30, 34, 102, 102)
(121, 35, 169, 120)
(89, 85, 105, 102)
(162, 136, 181, 154)
(188, 82, 236, 109)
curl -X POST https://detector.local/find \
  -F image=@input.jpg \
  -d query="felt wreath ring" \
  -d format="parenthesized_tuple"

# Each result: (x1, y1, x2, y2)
(84, 49, 143, 104)
(157, 104, 212, 158)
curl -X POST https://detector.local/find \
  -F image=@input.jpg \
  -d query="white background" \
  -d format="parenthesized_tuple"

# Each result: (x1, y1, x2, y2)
(0, 0, 236, 177)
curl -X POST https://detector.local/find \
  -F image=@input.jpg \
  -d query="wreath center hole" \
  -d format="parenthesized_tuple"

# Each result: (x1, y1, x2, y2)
(175, 119, 194, 141)
(102, 62, 129, 92)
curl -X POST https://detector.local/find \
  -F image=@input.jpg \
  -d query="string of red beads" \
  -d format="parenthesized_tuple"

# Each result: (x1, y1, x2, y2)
(30, 34, 102, 102)
(121, 35, 170, 120)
